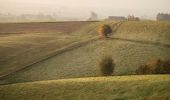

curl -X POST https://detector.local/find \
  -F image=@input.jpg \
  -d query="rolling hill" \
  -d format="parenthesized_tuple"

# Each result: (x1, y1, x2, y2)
(0, 20, 170, 100)
(0, 75, 170, 100)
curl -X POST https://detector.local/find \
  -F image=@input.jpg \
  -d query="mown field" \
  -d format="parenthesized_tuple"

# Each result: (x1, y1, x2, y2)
(0, 75, 170, 100)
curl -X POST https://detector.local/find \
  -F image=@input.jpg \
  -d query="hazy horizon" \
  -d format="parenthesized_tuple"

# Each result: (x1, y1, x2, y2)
(1, 0, 170, 20)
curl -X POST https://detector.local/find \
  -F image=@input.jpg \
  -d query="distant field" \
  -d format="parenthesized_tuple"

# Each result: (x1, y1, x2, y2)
(114, 21, 170, 44)
(0, 75, 170, 100)
(0, 21, 94, 34)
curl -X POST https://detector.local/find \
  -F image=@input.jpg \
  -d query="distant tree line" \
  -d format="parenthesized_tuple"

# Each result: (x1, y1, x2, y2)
(157, 13, 170, 21)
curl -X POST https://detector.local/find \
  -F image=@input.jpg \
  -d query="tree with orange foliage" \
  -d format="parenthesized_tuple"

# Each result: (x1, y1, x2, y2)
(98, 24, 112, 38)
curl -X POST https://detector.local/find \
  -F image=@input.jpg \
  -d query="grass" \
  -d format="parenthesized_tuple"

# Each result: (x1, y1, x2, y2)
(114, 21, 170, 44)
(1, 38, 170, 84)
(0, 75, 170, 100)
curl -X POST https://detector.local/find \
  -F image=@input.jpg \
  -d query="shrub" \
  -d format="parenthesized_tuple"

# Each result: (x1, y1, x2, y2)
(136, 65, 148, 74)
(136, 59, 170, 74)
(99, 55, 115, 76)
(156, 59, 170, 74)
(98, 24, 112, 38)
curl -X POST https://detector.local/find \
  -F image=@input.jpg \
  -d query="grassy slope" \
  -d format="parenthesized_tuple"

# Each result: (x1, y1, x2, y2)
(114, 21, 170, 44)
(1, 21, 170, 84)
(2, 39, 169, 84)
(0, 21, 114, 76)
(0, 75, 170, 100)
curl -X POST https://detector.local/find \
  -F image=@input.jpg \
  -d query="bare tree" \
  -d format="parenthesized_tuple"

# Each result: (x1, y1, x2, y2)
(88, 11, 98, 21)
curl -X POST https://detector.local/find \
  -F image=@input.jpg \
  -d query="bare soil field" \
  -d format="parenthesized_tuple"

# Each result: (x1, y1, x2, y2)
(0, 21, 95, 34)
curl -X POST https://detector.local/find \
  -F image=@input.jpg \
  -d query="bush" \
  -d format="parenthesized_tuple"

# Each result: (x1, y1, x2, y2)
(136, 59, 170, 74)
(98, 24, 112, 38)
(136, 65, 148, 74)
(156, 59, 170, 74)
(99, 55, 115, 76)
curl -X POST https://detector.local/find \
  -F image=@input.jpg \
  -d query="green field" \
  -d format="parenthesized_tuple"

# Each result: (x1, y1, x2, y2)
(0, 75, 170, 100)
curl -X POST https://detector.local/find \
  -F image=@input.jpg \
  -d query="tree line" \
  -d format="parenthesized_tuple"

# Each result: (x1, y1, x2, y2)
(157, 13, 170, 21)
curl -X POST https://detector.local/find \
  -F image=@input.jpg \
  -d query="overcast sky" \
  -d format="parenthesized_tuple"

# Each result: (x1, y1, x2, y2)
(0, 0, 170, 19)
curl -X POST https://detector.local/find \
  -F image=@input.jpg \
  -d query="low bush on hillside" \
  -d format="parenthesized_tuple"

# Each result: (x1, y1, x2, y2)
(99, 55, 115, 76)
(136, 59, 170, 74)
(98, 24, 112, 38)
